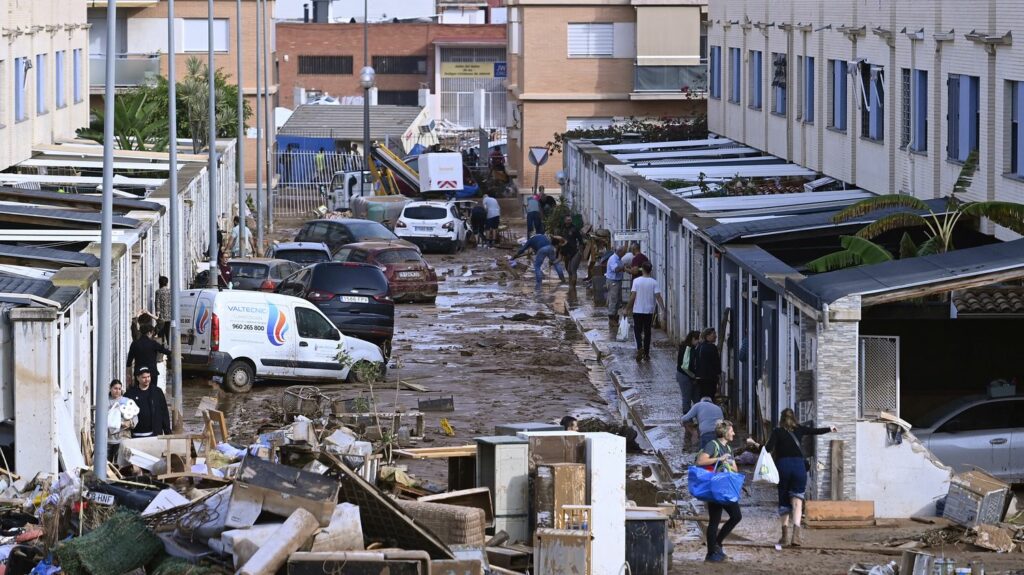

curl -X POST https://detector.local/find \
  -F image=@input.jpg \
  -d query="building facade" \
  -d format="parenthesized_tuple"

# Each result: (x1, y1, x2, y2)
(276, 21, 507, 127)
(707, 0, 1024, 239)
(86, 0, 277, 183)
(0, 0, 90, 171)
(505, 0, 707, 192)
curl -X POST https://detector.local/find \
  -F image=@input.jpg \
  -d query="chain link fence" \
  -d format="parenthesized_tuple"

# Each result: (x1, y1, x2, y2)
(274, 150, 365, 217)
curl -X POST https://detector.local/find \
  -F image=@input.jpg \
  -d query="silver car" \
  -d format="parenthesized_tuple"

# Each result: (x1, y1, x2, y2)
(911, 395, 1024, 483)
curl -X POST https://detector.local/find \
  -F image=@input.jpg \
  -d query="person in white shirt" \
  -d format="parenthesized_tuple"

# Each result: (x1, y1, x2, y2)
(482, 194, 501, 246)
(625, 262, 665, 361)
(604, 245, 628, 332)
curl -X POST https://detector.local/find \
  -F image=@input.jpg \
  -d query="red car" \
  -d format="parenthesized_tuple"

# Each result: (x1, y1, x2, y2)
(333, 242, 439, 303)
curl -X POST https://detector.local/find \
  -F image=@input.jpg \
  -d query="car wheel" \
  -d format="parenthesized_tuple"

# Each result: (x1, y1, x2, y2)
(381, 338, 393, 359)
(223, 360, 255, 393)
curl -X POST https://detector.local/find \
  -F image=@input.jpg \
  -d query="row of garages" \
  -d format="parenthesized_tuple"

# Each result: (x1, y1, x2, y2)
(564, 137, 1024, 514)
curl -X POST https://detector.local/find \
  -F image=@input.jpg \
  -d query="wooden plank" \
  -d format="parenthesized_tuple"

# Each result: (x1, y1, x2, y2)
(395, 445, 477, 459)
(804, 500, 875, 521)
(830, 440, 844, 500)
(804, 519, 876, 529)
(400, 380, 430, 392)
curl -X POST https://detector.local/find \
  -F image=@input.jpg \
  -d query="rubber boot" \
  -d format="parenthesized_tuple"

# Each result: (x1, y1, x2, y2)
(778, 526, 790, 547)
(791, 525, 803, 547)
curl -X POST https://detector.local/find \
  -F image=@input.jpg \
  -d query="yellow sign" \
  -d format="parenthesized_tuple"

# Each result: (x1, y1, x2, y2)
(441, 62, 495, 78)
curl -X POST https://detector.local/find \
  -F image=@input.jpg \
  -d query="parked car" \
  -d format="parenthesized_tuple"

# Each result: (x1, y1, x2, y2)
(178, 289, 385, 392)
(394, 200, 469, 253)
(910, 393, 1024, 482)
(267, 241, 333, 265)
(276, 262, 395, 357)
(294, 218, 418, 255)
(227, 258, 304, 291)
(333, 242, 439, 303)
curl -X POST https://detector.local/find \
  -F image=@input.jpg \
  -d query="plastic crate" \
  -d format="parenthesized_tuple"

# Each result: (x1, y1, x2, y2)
(942, 470, 1009, 528)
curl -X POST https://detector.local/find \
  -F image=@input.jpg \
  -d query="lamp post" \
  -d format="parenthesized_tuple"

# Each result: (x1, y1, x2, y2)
(206, 0, 218, 287)
(235, 0, 245, 258)
(360, 66, 375, 165)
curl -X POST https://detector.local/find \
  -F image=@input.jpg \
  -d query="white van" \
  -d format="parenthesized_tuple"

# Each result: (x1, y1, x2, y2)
(180, 289, 385, 392)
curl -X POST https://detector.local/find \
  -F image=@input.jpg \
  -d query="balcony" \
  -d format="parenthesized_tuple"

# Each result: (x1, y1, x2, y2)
(632, 65, 708, 100)
(90, 54, 161, 91)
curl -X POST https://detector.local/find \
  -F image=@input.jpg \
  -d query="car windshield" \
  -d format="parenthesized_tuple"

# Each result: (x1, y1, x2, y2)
(912, 397, 980, 429)
(375, 249, 422, 264)
(312, 264, 389, 294)
(404, 206, 447, 220)
(347, 221, 398, 241)
(277, 249, 329, 264)
(228, 262, 269, 279)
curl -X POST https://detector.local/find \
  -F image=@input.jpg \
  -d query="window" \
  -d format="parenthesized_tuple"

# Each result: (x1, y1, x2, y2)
(183, 18, 229, 52)
(860, 64, 884, 141)
(377, 90, 419, 106)
(35, 54, 47, 115)
(901, 69, 911, 148)
(771, 53, 786, 115)
(1011, 81, 1024, 177)
(803, 56, 815, 123)
(372, 56, 427, 75)
(910, 70, 928, 151)
(374, 249, 422, 264)
(567, 23, 613, 58)
(749, 50, 762, 109)
(295, 308, 339, 341)
(828, 59, 847, 131)
(948, 74, 980, 162)
(55, 50, 66, 109)
(298, 55, 353, 75)
(937, 401, 1013, 433)
(634, 66, 706, 92)
(728, 48, 741, 103)
(709, 46, 722, 99)
(14, 57, 27, 122)
(73, 49, 83, 103)
(566, 117, 613, 131)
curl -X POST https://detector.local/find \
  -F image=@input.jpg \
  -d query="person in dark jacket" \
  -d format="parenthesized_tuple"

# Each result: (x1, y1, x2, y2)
(754, 408, 838, 547)
(125, 367, 172, 438)
(676, 330, 701, 413)
(693, 328, 721, 399)
(126, 324, 171, 389)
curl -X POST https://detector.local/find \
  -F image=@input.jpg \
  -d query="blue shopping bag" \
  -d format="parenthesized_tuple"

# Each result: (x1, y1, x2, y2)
(687, 466, 745, 504)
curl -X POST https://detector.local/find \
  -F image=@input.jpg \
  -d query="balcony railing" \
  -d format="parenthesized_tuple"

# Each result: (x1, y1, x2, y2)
(634, 65, 708, 95)
(90, 54, 161, 88)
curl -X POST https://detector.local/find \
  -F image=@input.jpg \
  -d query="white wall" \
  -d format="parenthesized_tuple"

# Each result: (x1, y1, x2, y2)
(855, 421, 952, 518)
(274, 0, 435, 22)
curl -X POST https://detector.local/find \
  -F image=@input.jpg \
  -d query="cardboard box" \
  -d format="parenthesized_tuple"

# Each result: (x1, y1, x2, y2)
(227, 456, 340, 528)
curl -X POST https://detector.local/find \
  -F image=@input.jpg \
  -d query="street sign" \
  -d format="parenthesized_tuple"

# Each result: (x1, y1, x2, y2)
(528, 147, 549, 167)
(494, 62, 507, 78)
(613, 230, 649, 243)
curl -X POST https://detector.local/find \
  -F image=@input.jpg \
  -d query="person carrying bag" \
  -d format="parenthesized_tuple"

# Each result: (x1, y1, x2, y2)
(690, 420, 745, 563)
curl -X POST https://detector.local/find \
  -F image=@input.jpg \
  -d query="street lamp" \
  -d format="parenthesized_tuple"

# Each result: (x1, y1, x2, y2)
(360, 65, 375, 165)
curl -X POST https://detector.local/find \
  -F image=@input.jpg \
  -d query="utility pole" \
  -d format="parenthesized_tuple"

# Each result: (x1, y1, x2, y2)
(207, 0, 219, 286)
(235, 0, 245, 257)
(254, 0, 264, 252)
(94, 0, 117, 477)
(168, 0, 184, 432)
(261, 0, 273, 233)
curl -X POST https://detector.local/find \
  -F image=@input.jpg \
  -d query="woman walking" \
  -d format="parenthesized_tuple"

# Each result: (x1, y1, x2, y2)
(761, 408, 838, 546)
(107, 380, 138, 464)
(676, 330, 700, 412)
(694, 420, 743, 562)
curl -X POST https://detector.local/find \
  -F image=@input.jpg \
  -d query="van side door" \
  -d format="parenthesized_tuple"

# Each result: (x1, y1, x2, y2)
(293, 306, 345, 382)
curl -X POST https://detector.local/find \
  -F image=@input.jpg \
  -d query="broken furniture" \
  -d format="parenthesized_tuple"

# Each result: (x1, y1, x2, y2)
(227, 455, 341, 528)
(804, 500, 876, 528)
(494, 422, 565, 436)
(943, 469, 1010, 528)
(534, 528, 591, 575)
(397, 499, 487, 547)
(417, 487, 494, 527)
(287, 550, 430, 574)
(532, 463, 586, 530)
(395, 445, 478, 491)
(475, 436, 529, 542)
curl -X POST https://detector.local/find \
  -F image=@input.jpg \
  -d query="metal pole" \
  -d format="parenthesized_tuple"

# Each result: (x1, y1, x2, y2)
(261, 0, 273, 232)
(254, 0, 264, 252)
(94, 0, 116, 478)
(235, 0, 245, 258)
(207, 0, 219, 286)
(363, 0, 369, 168)
(168, 0, 184, 433)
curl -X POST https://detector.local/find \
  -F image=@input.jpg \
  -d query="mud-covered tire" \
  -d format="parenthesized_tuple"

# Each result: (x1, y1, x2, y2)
(348, 360, 379, 384)
(223, 360, 255, 393)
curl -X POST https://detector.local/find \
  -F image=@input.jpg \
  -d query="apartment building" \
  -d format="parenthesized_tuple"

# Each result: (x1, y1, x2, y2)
(273, 0, 507, 25)
(0, 0, 90, 171)
(86, 0, 277, 183)
(277, 21, 507, 127)
(506, 0, 707, 192)
(707, 0, 1024, 239)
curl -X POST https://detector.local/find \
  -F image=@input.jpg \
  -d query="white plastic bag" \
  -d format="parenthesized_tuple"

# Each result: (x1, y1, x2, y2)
(616, 315, 630, 341)
(753, 447, 780, 484)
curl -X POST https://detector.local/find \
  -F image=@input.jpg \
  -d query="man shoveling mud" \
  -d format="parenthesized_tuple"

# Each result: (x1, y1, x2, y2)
(510, 233, 565, 287)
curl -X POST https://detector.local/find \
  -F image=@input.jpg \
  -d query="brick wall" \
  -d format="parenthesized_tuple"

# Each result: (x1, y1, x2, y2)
(276, 22, 506, 108)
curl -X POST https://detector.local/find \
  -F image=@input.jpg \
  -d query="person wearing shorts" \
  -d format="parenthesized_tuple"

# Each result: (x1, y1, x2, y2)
(483, 194, 501, 246)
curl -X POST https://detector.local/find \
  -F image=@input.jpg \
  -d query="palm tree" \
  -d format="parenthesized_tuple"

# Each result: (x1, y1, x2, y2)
(804, 151, 1024, 272)
(77, 91, 169, 151)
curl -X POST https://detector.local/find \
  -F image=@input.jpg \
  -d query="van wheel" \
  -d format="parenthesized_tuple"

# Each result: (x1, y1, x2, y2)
(223, 360, 255, 393)
(381, 338, 393, 359)
(348, 360, 382, 384)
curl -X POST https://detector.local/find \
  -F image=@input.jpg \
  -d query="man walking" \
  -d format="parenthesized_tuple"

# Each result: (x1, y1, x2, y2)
(681, 396, 725, 449)
(628, 243, 649, 276)
(625, 262, 664, 361)
(605, 245, 627, 332)
(694, 328, 722, 399)
(511, 233, 565, 287)
(526, 192, 544, 237)
(155, 275, 171, 344)
(125, 367, 172, 438)
(229, 216, 254, 257)
(483, 193, 501, 247)
(127, 324, 172, 389)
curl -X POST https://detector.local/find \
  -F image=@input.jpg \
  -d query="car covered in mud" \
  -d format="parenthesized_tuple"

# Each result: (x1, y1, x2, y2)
(333, 242, 439, 303)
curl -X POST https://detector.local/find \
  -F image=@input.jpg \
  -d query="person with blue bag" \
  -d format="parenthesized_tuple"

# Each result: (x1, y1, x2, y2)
(693, 420, 744, 562)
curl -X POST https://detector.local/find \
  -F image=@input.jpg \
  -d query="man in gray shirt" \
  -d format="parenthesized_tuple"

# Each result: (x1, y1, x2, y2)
(681, 396, 725, 449)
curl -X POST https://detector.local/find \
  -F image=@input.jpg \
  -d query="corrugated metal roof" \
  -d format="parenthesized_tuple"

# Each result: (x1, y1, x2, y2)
(0, 187, 165, 214)
(635, 163, 819, 181)
(600, 137, 736, 152)
(0, 204, 139, 228)
(279, 105, 423, 139)
(724, 245, 802, 290)
(0, 273, 80, 308)
(787, 239, 1024, 307)
(0, 244, 101, 267)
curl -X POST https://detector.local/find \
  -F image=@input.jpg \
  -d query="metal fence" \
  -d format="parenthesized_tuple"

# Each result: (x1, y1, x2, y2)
(858, 335, 900, 418)
(273, 150, 365, 217)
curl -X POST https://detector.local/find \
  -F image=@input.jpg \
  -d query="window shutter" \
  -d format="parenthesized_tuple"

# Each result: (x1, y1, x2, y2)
(948, 75, 960, 159)
(568, 23, 613, 57)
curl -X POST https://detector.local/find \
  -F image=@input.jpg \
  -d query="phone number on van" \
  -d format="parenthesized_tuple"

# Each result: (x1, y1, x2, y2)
(232, 323, 264, 331)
